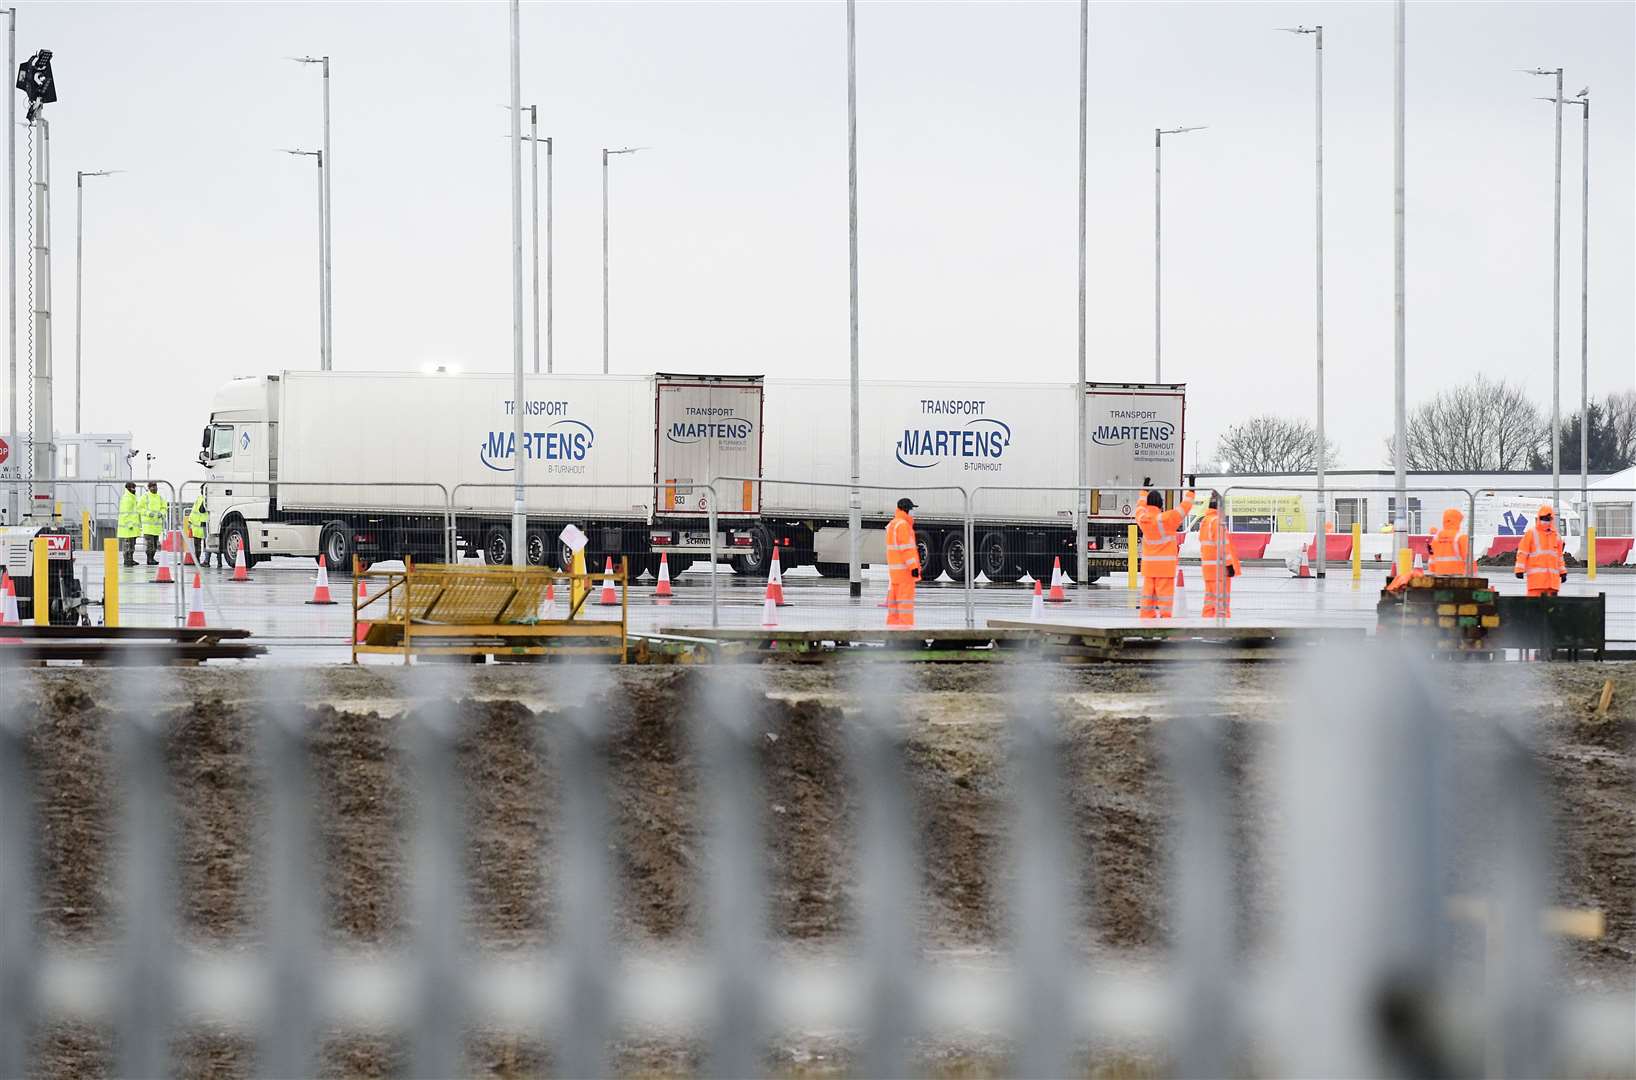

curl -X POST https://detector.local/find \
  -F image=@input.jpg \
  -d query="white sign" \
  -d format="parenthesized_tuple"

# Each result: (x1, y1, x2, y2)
(558, 523, 588, 553)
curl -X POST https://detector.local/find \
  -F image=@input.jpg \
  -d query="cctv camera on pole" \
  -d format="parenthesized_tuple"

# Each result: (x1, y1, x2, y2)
(16, 48, 54, 515)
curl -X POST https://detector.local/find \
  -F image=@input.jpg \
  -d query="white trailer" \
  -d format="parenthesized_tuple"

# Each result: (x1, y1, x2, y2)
(758, 379, 1185, 583)
(196, 371, 764, 573)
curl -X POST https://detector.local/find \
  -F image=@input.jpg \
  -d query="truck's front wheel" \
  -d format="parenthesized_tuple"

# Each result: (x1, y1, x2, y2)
(320, 520, 353, 573)
(222, 520, 255, 570)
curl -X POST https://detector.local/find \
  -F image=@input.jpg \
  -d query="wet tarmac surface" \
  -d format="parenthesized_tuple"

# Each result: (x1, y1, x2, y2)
(61, 554, 1635, 663)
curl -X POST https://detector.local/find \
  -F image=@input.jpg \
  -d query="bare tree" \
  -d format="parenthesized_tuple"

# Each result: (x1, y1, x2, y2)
(1605, 388, 1636, 470)
(1214, 415, 1337, 473)
(1388, 376, 1544, 471)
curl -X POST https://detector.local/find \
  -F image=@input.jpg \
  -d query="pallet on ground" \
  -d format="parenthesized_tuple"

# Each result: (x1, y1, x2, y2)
(0, 624, 263, 664)
(987, 620, 1367, 662)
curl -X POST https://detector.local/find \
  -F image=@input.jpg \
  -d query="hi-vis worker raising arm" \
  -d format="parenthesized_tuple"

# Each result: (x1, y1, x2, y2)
(1515, 503, 1568, 597)
(1198, 492, 1241, 618)
(885, 497, 921, 627)
(117, 481, 141, 566)
(1135, 479, 1194, 619)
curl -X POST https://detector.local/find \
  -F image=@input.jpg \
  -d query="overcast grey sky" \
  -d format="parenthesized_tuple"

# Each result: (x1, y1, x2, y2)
(6, 0, 1633, 479)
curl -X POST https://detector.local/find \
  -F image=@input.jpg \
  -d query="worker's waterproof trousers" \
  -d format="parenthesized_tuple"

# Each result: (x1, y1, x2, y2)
(1526, 586, 1559, 598)
(886, 573, 916, 626)
(1201, 568, 1231, 617)
(1138, 574, 1175, 619)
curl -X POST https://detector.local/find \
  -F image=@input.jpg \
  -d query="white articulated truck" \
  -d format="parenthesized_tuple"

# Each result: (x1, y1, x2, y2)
(758, 379, 1186, 583)
(196, 371, 765, 573)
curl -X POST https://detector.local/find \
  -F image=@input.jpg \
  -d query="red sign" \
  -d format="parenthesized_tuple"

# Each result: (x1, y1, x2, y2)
(45, 534, 71, 552)
(0, 435, 8, 465)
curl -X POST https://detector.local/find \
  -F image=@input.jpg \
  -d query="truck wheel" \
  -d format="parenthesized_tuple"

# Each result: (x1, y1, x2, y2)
(222, 520, 255, 570)
(977, 530, 1020, 583)
(814, 561, 849, 579)
(482, 525, 512, 566)
(729, 525, 773, 577)
(941, 531, 969, 583)
(916, 531, 945, 583)
(319, 521, 352, 573)
(525, 530, 551, 567)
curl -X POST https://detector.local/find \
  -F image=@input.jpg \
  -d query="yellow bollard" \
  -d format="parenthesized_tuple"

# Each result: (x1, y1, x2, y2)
(103, 538, 120, 627)
(81, 510, 92, 550)
(1587, 526, 1597, 583)
(32, 536, 49, 626)
(1351, 522, 1363, 582)
(1126, 523, 1139, 591)
(570, 547, 588, 611)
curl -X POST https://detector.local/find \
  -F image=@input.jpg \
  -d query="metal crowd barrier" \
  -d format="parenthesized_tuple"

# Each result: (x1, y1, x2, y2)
(0, 652, 1630, 1076)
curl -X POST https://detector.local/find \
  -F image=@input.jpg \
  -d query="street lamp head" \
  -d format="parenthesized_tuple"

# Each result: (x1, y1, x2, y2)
(1158, 125, 1207, 136)
(279, 148, 321, 159)
(78, 169, 124, 179)
(606, 146, 650, 156)
(1520, 67, 1560, 77)
(1277, 25, 1318, 34)
(288, 55, 328, 66)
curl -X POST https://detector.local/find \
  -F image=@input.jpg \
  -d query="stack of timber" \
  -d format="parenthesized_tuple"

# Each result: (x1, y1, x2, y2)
(1376, 575, 1499, 654)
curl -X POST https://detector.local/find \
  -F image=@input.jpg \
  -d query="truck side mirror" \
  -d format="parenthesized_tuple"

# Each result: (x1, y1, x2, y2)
(201, 426, 211, 449)
(197, 449, 209, 467)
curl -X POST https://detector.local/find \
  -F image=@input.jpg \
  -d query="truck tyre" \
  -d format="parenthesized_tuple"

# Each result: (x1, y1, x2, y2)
(222, 519, 255, 570)
(525, 530, 551, 567)
(916, 531, 945, 583)
(482, 524, 512, 566)
(977, 530, 1020, 583)
(814, 561, 849, 579)
(729, 525, 773, 577)
(941, 531, 969, 584)
(319, 520, 353, 573)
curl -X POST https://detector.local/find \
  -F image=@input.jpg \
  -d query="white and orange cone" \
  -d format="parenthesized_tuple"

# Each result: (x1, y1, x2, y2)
(153, 531, 175, 585)
(655, 552, 673, 598)
(1176, 563, 1186, 588)
(1030, 578, 1046, 619)
(185, 572, 207, 628)
(1045, 556, 1068, 602)
(306, 557, 337, 605)
(1, 573, 20, 641)
(230, 544, 252, 582)
(761, 578, 780, 627)
(182, 529, 197, 566)
(768, 546, 788, 606)
(1295, 546, 1313, 579)
(542, 578, 557, 618)
(598, 557, 619, 606)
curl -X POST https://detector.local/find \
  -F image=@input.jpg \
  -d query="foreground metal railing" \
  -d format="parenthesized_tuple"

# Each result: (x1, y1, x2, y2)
(1, 648, 1629, 1077)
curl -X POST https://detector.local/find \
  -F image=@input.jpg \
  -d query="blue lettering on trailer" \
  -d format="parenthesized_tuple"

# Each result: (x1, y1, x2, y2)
(895, 417, 1012, 469)
(479, 419, 596, 471)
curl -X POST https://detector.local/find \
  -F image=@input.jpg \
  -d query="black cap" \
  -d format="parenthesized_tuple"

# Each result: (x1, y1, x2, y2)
(1146, 489, 1164, 508)
(897, 498, 916, 512)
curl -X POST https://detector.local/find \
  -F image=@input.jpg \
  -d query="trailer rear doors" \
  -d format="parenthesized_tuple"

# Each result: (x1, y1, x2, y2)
(654, 375, 764, 518)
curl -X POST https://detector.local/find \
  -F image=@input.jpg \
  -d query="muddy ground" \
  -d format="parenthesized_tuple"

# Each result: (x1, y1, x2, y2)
(11, 659, 1634, 1078)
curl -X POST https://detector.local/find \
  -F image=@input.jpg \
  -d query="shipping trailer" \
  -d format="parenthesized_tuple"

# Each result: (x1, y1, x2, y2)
(196, 371, 764, 573)
(757, 379, 1186, 583)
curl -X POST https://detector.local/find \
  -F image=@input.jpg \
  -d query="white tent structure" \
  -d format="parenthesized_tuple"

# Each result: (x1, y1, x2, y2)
(1585, 466, 1636, 543)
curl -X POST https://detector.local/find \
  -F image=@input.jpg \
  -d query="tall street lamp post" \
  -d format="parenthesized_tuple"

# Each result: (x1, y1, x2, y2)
(1153, 124, 1205, 383)
(1540, 88, 1590, 520)
(291, 56, 332, 371)
(74, 168, 122, 433)
(602, 146, 647, 376)
(1279, 24, 1326, 575)
(1525, 65, 1564, 510)
(280, 149, 325, 369)
(522, 112, 552, 374)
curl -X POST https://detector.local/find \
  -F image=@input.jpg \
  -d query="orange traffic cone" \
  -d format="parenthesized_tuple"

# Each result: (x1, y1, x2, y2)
(354, 576, 372, 644)
(1045, 556, 1068, 602)
(768, 546, 788, 606)
(1295, 546, 1313, 579)
(182, 530, 197, 566)
(306, 557, 337, 605)
(230, 544, 252, 582)
(186, 573, 207, 628)
(655, 552, 673, 597)
(154, 531, 175, 584)
(1030, 578, 1045, 619)
(598, 557, 619, 606)
(761, 578, 779, 627)
(1176, 564, 1186, 587)
(542, 578, 557, 618)
(1, 572, 20, 641)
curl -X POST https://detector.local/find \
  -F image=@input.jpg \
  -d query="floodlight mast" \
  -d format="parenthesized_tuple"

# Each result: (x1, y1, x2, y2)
(16, 48, 57, 503)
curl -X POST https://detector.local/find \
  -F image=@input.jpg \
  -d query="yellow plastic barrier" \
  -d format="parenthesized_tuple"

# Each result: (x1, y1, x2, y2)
(103, 538, 119, 627)
(81, 510, 91, 550)
(1351, 522, 1363, 582)
(571, 547, 588, 610)
(1587, 526, 1597, 582)
(1397, 547, 1413, 579)
(1126, 524, 1139, 590)
(32, 537, 48, 626)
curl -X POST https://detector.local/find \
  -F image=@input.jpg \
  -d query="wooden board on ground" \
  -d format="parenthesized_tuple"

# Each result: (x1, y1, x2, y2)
(986, 619, 1367, 662)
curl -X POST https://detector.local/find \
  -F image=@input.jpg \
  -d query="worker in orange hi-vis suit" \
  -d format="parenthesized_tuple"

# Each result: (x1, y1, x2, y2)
(1197, 493, 1241, 618)
(1514, 503, 1568, 597)
(884, 497, 922, 627)
(1426, 507, 1470, 577)
(1135, 483, 1194, 619)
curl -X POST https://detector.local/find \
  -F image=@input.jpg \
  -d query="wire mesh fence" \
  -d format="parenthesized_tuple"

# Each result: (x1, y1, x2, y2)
(0, 651, 1630, 1076)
